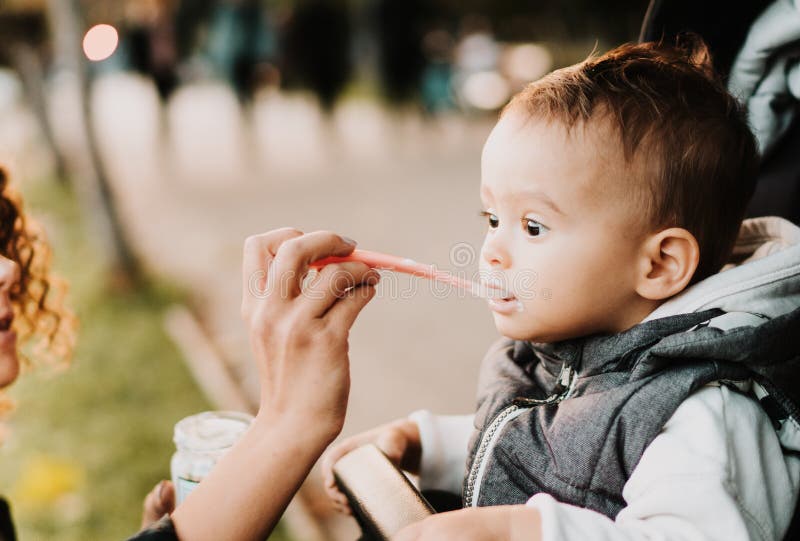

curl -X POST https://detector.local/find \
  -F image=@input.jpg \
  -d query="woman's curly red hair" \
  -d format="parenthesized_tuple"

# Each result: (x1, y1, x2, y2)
(0, 167, 76, 372)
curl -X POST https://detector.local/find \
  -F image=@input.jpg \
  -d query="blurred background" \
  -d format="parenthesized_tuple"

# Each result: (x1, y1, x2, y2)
(0, 0, 647, 539)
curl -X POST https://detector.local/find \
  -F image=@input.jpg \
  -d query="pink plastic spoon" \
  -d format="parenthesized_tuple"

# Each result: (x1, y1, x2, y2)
(310, 249, 507, 299)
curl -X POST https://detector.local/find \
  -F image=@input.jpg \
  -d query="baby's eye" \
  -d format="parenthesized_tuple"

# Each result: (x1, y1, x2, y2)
(523, 218, 549, 238)
(480, 211, 499, 229)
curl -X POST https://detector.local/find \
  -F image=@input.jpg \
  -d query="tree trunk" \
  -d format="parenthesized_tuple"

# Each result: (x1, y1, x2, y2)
(9, 43, 70, 185)
(46, 0, 142, 287)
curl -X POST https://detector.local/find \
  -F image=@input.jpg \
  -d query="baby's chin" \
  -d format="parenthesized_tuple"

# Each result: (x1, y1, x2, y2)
(493, 314, 586, 343)
(493, 314, 547, 342)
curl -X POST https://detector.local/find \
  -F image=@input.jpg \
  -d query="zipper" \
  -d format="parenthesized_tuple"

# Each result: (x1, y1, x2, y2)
(463, 364, 576, 507)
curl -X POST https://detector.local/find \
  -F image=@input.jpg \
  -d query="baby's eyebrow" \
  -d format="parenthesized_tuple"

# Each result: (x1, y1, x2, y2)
(516, 189, 565, 217)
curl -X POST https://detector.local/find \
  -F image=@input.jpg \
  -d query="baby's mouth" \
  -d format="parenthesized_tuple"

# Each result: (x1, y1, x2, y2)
(481, 278, 524, 313)
(486, 294, 524, 314)
(481, 280, 517, 302)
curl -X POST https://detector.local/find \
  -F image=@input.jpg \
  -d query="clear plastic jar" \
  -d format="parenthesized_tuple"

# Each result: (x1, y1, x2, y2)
(170, 410, 254, 505)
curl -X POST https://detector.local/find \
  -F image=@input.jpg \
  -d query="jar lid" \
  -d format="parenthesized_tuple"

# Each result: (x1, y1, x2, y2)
(173, 411, 254, 452)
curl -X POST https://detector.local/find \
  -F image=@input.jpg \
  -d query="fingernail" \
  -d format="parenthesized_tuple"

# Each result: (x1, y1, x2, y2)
(157, 481, 165, 502)
(341, 236, 357, 246)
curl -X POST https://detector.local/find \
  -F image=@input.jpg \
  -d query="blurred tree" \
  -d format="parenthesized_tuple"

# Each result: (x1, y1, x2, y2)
(0, 6, 69, 183)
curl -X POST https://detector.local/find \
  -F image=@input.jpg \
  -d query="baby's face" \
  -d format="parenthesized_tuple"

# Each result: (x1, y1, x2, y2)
(479, 110, 654, 342)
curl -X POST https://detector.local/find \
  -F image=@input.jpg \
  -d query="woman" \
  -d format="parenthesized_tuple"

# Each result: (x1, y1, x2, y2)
(0, 167, 380, 540)
(0, 166, 77, 539)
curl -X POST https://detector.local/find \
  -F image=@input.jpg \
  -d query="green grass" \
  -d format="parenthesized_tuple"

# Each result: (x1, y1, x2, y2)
(0, 178, 290, 540)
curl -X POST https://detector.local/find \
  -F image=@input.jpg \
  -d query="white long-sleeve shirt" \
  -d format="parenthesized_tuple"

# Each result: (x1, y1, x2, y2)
(409, 384, 800, 541)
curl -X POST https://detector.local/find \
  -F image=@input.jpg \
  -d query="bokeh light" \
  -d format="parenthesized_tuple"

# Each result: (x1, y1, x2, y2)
(461, 71, 511, 111)
(82, 24, 119, 62)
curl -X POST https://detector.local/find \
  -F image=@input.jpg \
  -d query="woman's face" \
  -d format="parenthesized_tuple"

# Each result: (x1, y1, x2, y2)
(0, 254, 20, 389)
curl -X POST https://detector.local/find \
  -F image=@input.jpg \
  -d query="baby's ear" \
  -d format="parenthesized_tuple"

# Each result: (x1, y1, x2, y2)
(635, 228, 699, 301)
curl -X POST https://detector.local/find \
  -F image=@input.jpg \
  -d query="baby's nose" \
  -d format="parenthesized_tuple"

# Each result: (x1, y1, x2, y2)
(482, 239, 510, 269)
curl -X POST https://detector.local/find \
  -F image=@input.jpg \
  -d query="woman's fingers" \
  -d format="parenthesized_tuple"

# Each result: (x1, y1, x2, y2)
(269, 231, 359, 299)
(158, 480, 175, 517)
(300, 261, 379, 318)
(141, 480, 176, 528)
(323, 278, 379, 330)
(242, 229, 359, 319)
(241, 228, 303, 315)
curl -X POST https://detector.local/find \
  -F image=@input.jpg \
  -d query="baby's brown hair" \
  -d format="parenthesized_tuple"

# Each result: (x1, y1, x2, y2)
(505, 38, 759, 283)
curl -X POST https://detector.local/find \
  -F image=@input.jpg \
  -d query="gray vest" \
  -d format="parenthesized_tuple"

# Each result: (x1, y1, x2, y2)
(463, 307, 800, 519)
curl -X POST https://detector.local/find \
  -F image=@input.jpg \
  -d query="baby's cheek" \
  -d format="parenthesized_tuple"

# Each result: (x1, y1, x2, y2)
(515, 256, 563, 304)
(519, 275, 599, 339)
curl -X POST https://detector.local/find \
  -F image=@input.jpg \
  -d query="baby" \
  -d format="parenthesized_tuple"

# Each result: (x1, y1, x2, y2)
(323, 39, 800, 541)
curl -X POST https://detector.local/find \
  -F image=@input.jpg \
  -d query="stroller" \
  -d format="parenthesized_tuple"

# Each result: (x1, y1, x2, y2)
(641, 0, 800, 225)
(333, 2, 800, 539)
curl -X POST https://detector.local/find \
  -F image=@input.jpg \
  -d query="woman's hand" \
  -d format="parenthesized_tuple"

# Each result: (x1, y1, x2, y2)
(169, 228, 379, 541)
(321, 418, 422, 515)
(241, 228, 380, 443)
(141, 480, 175, 529)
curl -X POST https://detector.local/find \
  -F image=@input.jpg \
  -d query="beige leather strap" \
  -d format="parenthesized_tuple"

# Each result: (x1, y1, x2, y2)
(333, 444, 434, 540)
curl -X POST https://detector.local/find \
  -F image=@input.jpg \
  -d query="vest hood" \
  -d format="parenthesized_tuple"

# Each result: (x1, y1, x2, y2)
(645, 216, 800, 322)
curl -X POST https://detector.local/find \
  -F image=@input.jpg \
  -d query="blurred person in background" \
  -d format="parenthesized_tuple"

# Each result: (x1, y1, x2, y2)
(280, 0, 352, 111)
(372, 0, 430, 105)
(123, 0, 180, 101)
(205, 0, 277, 104)
(420, 28, 456, 114)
